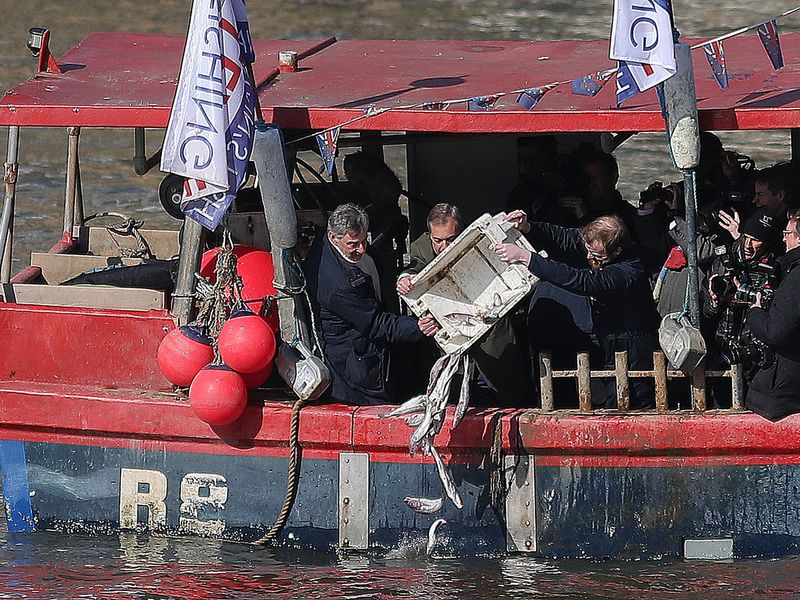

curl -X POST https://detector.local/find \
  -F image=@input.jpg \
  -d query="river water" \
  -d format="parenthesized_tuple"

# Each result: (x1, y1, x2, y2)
(2, 1, 800, 597)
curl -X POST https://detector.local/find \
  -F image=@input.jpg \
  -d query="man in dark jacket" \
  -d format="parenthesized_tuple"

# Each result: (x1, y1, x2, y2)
(396, 203, 532, 405)
(496, 211, 660, 408)
(304, 203, 438, 405)
(744, 208, 800, 421)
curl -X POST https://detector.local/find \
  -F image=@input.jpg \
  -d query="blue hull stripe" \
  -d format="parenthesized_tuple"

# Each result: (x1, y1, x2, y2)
(0, 440, 34, 532)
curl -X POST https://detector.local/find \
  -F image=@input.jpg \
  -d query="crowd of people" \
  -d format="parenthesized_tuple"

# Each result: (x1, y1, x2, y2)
(301, 136, 800, 421)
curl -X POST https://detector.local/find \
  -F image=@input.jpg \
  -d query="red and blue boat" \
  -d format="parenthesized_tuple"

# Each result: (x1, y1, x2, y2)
(2, 27, 800, 559)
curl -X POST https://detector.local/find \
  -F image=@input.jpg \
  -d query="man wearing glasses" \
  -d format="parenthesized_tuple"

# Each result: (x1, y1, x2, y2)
(396, 203, 531, 405)
(496, 211, 660, 409)
(744, 208, 800, 420)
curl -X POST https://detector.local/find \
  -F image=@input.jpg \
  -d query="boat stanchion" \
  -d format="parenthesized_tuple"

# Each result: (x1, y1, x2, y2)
(0, 126, 19, 283)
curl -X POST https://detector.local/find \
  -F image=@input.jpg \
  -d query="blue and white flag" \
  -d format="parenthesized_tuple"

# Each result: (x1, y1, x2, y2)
(467, 94, 501, 111)
(702, 41, 729, 89)
(160, 0, 256, 231)
(757, 19, 784, 70)
(610, 0, 676, 91)
(316, 126, 341, 176)
(571, 69, 616, 97)
(516, 88, 545, 110)
(615, 60, 673, 106)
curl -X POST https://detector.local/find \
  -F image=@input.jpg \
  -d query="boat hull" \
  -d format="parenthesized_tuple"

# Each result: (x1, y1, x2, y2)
(3, 392, 800, 559)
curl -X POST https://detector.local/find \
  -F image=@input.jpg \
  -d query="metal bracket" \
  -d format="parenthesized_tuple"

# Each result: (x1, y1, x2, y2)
(339, 452, 369, 550)
(504, 454, 536, 552)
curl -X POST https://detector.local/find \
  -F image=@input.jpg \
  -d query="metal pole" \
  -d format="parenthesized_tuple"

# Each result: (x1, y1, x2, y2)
(171, 217, 205, 325)
(0, 126, 20, 283)
(63, 126, 80, 238)
(683, 169, 701, 327)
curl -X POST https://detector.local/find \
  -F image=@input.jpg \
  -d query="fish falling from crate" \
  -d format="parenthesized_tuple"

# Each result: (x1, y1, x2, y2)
(383, 351, 474, 510)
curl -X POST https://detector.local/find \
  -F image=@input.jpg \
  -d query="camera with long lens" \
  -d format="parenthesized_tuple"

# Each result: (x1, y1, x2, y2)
(709, 243, 739, 298)
(638, 181, 674, 208)
(721, 334, 775, 370)
(734, 262, 777, 305)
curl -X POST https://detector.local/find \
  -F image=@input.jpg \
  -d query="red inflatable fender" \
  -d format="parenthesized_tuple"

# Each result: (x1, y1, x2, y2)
(156, 324, 214, 387)
(200, 245, 279, 333)
(188, 364, 248, 425)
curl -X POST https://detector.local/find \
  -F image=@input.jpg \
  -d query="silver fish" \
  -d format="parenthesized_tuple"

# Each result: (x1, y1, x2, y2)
(383, 394, 427, 418)
(443, 312, 479, 327)
(404, 412, 426, 428)
(452, 354, 473, 428)
(427, 518, 447, 556)
(429, 445, 463, 509)
(403, 495, 443, 514)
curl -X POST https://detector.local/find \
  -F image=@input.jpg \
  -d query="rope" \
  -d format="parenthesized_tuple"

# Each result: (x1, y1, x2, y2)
(253, 395, 309, 545)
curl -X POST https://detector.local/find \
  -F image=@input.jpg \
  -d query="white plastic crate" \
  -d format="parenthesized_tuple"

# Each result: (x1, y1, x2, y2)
(402, 213, 538, 355)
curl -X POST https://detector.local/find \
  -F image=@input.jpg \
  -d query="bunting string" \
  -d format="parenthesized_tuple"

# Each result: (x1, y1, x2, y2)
(288, 4, 800, 149)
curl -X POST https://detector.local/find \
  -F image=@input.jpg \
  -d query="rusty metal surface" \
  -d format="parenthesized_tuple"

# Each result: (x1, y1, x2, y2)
(339, 452, 369, 550)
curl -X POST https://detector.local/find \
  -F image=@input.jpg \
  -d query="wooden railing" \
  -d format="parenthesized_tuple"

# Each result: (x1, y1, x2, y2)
(537, 351, 745, 412)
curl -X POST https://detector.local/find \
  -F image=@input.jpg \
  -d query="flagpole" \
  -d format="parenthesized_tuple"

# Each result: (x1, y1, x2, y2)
(690, 5, 800, 49)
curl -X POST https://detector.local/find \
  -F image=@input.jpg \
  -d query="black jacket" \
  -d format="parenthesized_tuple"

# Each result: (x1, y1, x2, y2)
(526, 223, 660, 408)
(745, 245, 800, 420)
(526, 223, 660, 340)
(304, 233, 424, 405)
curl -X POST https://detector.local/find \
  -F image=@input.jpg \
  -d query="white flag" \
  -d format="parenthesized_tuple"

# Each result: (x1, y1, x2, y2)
(160, 0, 256, 230)
(610, 0, 676, 91)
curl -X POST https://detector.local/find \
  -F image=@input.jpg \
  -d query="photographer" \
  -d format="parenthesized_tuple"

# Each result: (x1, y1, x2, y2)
(744, 208, 800, 421)
(704, 208, 780, 384)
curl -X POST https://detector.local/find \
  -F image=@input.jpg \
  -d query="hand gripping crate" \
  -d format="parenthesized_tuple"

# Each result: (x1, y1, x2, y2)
(402, 213, 538, 355)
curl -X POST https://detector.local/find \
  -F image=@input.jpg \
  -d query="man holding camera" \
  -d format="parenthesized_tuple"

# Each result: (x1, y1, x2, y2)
(744, 208, 800, 421)
(705, 208, 780, 389)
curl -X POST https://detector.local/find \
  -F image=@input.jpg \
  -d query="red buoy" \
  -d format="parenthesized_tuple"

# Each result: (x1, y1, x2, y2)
(240, 361, 274, 390)
(218, 310, 277, 374)
(189, 364, 247, 425)
(200, 245, 279, 333)
(156, 324, 214, 387)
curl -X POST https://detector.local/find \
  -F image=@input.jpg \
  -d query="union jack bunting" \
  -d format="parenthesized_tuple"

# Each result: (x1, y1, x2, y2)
(316, 127, 341, 176)
(571, 69, 615, 97)
(420, 101, 450, 110)
(466, 94, 501, 111)
(702, 41, 728, 89)
(757, 19, 784, 70)
(516, 88, 543, 110)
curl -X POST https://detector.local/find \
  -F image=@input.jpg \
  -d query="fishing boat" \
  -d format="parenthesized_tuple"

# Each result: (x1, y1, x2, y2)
(2, 25, 800, 560)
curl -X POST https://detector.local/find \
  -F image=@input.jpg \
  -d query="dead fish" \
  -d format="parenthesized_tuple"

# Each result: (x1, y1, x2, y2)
(452, 354, 473, 429)
(443, 312, 479, 327)
(403, 495, 443, 514)
(404, 412, 426, 428)
(430, 445, 463, 509)
(383, 394, 427, 418)
(427, 518, 447, 556)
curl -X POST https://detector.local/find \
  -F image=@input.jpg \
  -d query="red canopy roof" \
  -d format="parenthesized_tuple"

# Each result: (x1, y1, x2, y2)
(2, 31, 800, 133)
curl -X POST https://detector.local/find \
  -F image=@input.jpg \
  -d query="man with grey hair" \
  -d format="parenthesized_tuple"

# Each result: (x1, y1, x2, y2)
(304, 203, 439, 405)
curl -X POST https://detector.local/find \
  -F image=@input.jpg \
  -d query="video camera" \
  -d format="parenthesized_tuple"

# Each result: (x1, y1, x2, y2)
(638, 181, 674, 208)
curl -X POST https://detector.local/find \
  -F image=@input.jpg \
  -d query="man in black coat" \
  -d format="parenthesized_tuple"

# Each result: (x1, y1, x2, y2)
(744, 208, 800, 420)
(304, 203, 439, 405)
(496, 211, 660, 408)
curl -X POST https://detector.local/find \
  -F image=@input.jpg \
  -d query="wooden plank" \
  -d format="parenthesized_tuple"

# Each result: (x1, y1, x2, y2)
(691, 360, 707, 412)
(30, 252, 143, 285)
(654, 352, 668, 413)
(81, 226, 180, 259)
(3, 283, 165, 311)
(538, 351, 554, 411)
(615, 351, 630, 412)
(577, 352, 591, 413)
